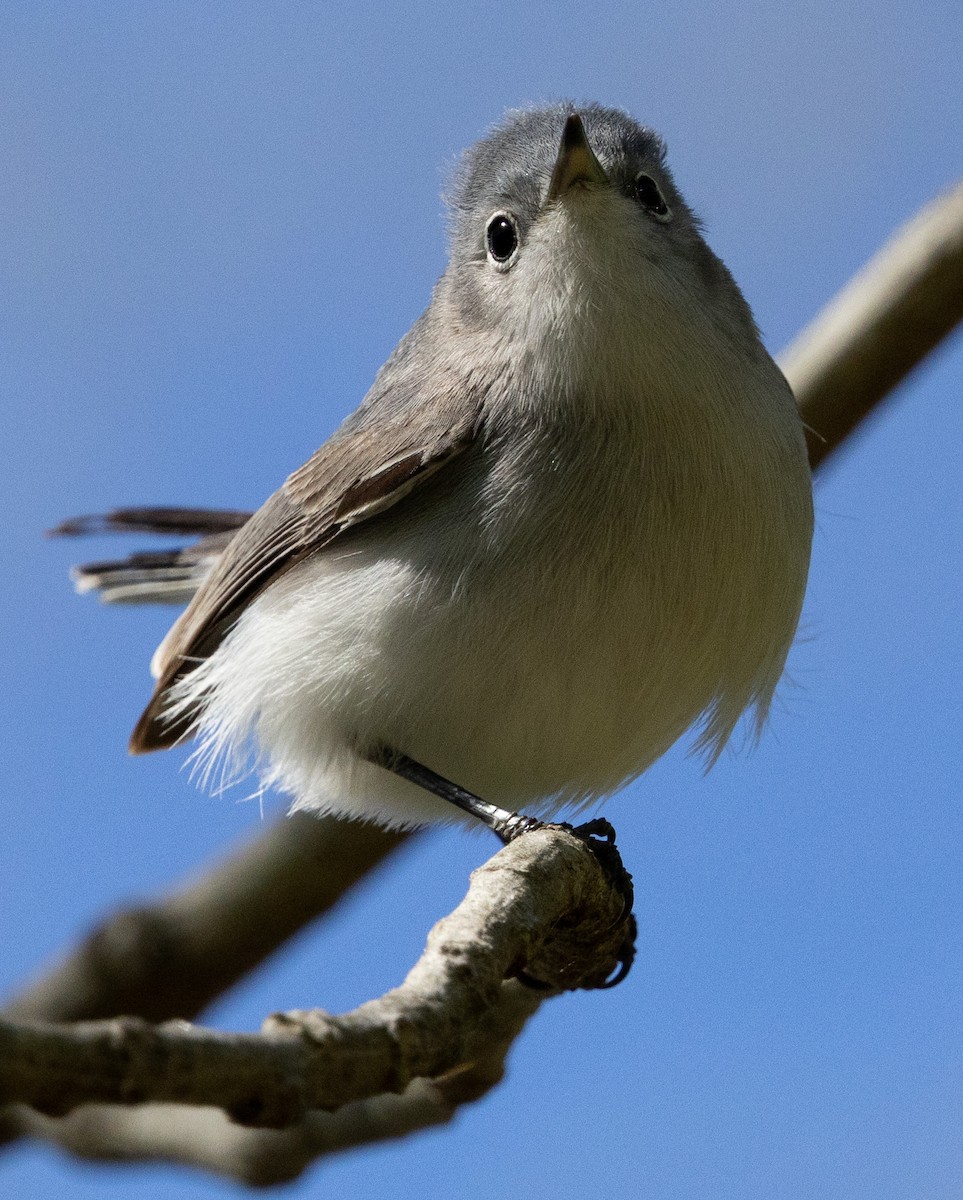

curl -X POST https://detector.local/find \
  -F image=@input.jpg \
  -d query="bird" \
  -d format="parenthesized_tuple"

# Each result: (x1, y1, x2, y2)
(62, 104, 814, 840)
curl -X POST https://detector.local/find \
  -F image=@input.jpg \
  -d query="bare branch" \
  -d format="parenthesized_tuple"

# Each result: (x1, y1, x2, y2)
(782, 179, 963, 470)
(4, 982, 540, 1186)
(1, 828, 628, 1125)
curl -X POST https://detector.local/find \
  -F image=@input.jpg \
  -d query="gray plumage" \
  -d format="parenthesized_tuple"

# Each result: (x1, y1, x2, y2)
(73, 104, 814, 828)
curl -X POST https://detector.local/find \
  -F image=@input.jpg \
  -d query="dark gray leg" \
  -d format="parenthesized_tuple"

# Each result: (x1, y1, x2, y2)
(365, 745, 542, 843)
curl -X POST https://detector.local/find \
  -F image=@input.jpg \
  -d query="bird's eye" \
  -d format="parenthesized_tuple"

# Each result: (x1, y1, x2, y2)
(485, 212, 519, 264)
(631, 173, 671, 221)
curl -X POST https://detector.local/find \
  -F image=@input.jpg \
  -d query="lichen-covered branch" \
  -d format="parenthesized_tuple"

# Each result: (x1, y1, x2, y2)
(1, 828, 628, 1128)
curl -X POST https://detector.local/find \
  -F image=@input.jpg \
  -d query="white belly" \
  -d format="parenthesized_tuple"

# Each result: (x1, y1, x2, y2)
(177, 411, 811, 829)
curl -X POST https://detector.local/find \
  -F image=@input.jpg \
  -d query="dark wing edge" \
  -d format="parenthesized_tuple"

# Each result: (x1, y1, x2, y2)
(129, 403, 481, 755)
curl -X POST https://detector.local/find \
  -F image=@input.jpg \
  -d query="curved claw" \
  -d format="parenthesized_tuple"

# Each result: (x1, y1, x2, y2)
(593, 914, 638, 989)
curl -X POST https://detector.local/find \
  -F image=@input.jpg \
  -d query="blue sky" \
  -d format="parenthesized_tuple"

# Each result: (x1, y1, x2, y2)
(2, 3, 962, 1198)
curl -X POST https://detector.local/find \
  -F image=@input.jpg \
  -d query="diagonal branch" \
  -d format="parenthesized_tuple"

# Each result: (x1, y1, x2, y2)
(782, 178, 963, 470)
(4, 814, 408, 1024)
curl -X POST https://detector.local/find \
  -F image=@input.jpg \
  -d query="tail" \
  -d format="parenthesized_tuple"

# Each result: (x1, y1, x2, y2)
(50, 506, 252, 606)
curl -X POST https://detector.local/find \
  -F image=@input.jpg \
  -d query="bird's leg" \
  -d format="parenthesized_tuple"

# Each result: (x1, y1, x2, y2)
(365, 745, 542, 843)
(366, 744, 637, 987)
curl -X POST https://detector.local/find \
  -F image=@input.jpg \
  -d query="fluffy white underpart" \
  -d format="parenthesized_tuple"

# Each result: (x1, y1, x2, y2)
(168, 190, 811, 828)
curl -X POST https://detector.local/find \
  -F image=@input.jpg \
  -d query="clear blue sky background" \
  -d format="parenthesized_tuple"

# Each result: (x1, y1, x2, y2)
(2, 3, 962, 1198)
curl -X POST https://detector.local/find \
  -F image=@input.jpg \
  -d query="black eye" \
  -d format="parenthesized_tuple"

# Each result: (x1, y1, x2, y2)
(485, 212, 519, 263)
(631, 173, 671, 219)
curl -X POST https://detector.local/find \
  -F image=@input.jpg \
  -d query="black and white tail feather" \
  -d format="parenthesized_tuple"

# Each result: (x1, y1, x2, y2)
(50, 508, 249, 606)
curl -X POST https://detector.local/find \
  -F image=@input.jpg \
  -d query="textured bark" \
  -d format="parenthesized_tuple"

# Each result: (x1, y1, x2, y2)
(3, 982, 541, 1186)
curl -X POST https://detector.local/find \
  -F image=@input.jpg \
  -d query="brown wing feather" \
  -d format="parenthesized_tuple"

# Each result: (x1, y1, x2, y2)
(130, 397, 481, 754)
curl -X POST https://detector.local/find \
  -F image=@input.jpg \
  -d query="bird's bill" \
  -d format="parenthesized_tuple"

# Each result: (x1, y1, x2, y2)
(545, 113, 609, 204)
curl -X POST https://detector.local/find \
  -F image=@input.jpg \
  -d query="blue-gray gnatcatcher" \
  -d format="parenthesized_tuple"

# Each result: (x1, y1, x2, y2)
(96, 105, 814, 837)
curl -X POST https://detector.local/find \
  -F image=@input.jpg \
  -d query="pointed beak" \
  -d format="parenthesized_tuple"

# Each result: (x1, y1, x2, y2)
(545, 113, 609, 205)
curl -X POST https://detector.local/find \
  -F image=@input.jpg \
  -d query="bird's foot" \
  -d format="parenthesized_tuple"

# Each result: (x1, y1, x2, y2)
(516, 816, 636, 990)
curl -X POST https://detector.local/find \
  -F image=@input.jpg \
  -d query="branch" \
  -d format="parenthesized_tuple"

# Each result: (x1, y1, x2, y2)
(4, 981, 540, 1185)
(781, 178, 963, 469)
(1, 828, 629, 1180)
